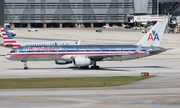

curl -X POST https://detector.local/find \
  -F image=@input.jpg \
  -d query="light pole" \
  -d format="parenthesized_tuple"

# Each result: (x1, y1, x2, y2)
(13, 0, 15, 23)
(164, 9, 166, 15)
(0, 0, 4, 26)
(157, 0, 159, 17)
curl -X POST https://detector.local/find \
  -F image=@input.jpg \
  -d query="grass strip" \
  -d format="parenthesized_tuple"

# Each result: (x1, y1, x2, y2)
(0, 76, 155, 89)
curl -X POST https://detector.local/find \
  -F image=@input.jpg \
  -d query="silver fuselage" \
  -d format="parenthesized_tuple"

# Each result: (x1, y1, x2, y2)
(5, 45, 167, 62)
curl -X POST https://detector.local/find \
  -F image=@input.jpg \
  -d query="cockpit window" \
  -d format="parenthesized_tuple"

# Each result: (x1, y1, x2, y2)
(10, 50, 16, 53)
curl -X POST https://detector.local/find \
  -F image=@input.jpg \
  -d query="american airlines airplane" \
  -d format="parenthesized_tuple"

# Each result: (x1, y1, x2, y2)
(5, 18, 168, 70)
(0, 28, 81, 48)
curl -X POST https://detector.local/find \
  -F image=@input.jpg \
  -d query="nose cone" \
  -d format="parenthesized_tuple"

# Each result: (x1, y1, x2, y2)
(5, 54, 11, 60)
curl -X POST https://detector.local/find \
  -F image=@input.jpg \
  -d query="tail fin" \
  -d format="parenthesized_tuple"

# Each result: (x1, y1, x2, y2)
(1, 28, 18, 48)
(137, 18, 168, 47)
(1, 28, 17, 43)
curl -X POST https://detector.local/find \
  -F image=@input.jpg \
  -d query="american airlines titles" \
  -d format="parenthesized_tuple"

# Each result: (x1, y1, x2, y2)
(28, 46, 55, 51)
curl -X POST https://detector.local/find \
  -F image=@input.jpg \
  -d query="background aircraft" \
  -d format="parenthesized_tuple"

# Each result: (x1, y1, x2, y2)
(5, 18, 168, 70)
(0, 28, 81, 48)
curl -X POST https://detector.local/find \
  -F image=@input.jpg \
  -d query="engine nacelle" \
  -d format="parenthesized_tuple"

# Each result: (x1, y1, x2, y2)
(55, 60, 72, 65)
(73, 57, 92, 66)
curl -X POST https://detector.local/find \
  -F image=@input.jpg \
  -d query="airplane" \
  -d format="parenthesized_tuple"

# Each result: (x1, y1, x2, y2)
(0, 27, 81, 48)
(5, 18, 168, 70)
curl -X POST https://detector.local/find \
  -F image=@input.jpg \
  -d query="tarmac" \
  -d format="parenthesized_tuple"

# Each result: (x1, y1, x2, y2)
(0, 27, 180, 108)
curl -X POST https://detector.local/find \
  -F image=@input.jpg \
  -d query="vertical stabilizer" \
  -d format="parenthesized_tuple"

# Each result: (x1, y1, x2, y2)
(0, 28, 20, 48)
(137, 18, 168, 47)
(1, 28, 17, 44)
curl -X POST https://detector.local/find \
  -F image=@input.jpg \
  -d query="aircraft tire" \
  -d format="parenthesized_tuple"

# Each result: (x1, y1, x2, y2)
(91, 66, 100, 69)
(24, 67, 28, 70)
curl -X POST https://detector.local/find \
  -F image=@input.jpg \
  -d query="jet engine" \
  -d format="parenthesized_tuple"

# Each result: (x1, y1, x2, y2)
(55, 60, 72, 65)
(73, 56, 92, 66)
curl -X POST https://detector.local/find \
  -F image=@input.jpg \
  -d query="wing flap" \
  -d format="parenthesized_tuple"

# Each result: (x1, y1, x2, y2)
(87, 54, 124, 61)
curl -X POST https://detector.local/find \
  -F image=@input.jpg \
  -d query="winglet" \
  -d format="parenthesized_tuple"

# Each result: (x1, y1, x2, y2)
(136, 18, 168, 47)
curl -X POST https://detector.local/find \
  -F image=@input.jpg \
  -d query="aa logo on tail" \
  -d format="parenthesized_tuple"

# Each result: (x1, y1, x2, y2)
(148, 30, 159, 41)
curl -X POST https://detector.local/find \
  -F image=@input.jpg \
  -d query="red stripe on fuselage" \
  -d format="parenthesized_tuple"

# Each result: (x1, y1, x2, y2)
(6, 52, 145, 57)
(12, 45, 21, 47)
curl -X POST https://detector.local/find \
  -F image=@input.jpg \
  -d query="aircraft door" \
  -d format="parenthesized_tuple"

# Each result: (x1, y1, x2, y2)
(55, 46, 60, 60)
(23, 47, 28, 60)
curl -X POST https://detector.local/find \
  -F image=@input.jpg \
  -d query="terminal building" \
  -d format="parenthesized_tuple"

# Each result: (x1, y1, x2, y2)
(2, 0, 180, 28)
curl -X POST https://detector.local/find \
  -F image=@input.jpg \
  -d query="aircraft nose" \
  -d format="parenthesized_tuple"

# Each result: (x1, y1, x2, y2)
(5, 54, 11, 60)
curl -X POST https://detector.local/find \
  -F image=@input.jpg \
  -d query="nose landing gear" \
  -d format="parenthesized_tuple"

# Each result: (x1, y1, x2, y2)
(23, 61, 28, 70)
(24, 66, 28, 70)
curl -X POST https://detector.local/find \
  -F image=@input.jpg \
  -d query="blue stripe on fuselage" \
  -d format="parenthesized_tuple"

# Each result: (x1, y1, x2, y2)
(18, 49, 147, 53)
(16, 45, 149, 53)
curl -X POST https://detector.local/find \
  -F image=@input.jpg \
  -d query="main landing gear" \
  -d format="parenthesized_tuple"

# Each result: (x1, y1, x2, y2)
(80, 61, 100, 69)
(22, 60, 28, 70)
(90, 61, 100, 69)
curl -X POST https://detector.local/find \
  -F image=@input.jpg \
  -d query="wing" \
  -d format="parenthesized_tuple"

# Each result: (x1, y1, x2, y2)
(87, 54, 126, 61)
